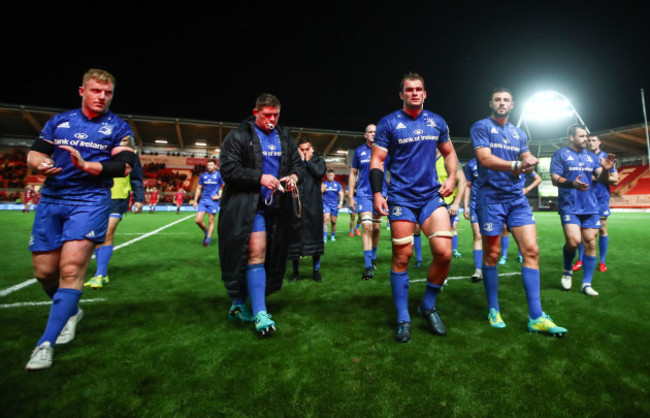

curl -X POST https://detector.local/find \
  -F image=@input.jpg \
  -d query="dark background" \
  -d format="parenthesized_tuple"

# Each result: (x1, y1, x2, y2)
(2, 2, 648, 137)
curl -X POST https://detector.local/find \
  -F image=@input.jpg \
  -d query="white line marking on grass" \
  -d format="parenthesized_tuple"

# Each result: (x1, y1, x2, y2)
(0, 278, 38, 297)
(410, 271, 519, 283)
(0, 298, 106, 309)
(112, 215, 193, 251)
(0, 215, 193, 297)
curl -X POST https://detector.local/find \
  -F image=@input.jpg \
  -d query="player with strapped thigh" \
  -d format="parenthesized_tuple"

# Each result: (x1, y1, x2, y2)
(372, 73, 456, 343)
(471, 87, 566, 336)
(412, 150, 466, 270)
(551, 125, 617, 297)
(25, 69, 137, 370)
(321, 169, 344, 242)
(572, 134, 618, 272)
(85, 150, 144, 289)
(463, 157, 484, 282)
(193, 158, 223, 247)
(348, 124, 387, 280)
(218, 93, 303, 336)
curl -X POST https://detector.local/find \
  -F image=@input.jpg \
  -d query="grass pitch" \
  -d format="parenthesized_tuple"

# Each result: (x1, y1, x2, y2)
(1, 209, 649, 417)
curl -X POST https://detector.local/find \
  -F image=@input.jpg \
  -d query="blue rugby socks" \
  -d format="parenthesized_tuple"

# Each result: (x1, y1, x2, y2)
(422, 282, 442, 311)
(37, 288, 82, 347)
(521, 267, 542, 319)
(414, 234, 423, 262)
(473, 249, 483, 270)
(94, 245, 113, 277)
(563, 244, 576, 274)
(390, 271, 410, 323)
(582, 255, 597, 285)
(501, 235, 510, 258)
(482, 265, 500, 312)
(363, 250, 373, 269)
(246, 264, 267, 315)
(599, 235, 609, 264)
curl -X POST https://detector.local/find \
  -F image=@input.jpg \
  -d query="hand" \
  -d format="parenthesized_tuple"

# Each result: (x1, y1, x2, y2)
(573, 174, 589, 191)
(373, 193, 388, 216)
(278, 175, 297, 192)
(193, 201, 198, 209)
(448, 202, 459, 216)
(260, 174, 280, 191)
(600, 153, 616, 171)
(132, 202, 143, 213)
(439, 177, 455, 197)
(463, 207, 470, 220)
(349, 197, 356, 212)
(37, 157, 62, 177)
(521, 155, 538, 171)
(59, 145, 88, 171)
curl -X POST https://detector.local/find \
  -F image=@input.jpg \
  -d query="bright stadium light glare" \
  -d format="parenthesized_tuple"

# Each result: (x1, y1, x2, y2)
(519, 90, 581, 124)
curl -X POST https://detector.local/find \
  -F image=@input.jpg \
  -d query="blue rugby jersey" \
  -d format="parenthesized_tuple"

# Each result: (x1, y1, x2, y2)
(351, 143, 373, 198)
(38, 109, 133, 205)
(374, 109, 449, 205)
(322, 180, 342, 206)
(550, 146, 600, 215)
(255, 126, 282, 203)
(463, 158, 479, 203)
(591, 150, 615, 203)
(470, 117, 528, 202)
(198, 170, 223, 203)
(520, 171, 538, 188)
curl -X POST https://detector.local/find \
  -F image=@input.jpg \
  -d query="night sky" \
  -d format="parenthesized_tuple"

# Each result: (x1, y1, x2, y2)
(3, 2, 649, 138)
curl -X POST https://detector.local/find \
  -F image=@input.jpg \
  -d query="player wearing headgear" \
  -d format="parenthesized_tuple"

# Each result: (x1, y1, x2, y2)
(551, 125, 617, 297)
(572, 134, 618, 273)
(372, 73, 456, 343)
(25, 68, 137, 370)
(193, 158, 223, 247)
(321, 169, 343, 242)
(471, 87, 566, 336)
(463, 157, 483, 282)
(348, 124, 387, 280)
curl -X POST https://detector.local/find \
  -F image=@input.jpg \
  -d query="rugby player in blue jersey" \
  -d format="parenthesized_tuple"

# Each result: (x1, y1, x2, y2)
(551, 126, 617, 297)
(371, 73, 456, 342)
(471, 88, 567, 336)
(348, 124, 386, 280)
(572, 134, 618, 273)
(463, 158, 484, 282)
(85, 151, 144, 289)
(25, 69, 137, 369)
(218, 94, 302, 336)
(193, 158, 224, 247)
(321, 169, 344, 242)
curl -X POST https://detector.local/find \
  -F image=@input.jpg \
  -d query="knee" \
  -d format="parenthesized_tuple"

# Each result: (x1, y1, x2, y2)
(484, 249, 500, 265)
(392, 254, 411, 271)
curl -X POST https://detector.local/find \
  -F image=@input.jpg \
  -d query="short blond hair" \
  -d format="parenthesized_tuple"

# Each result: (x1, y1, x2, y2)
(82, 68, 116, 87)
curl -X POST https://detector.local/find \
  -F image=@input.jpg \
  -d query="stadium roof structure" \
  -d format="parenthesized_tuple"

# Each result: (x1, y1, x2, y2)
(1, 103, 647, 163)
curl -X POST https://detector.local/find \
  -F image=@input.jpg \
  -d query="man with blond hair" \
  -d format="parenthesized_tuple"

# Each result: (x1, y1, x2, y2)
(25, 69, 137, 370)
